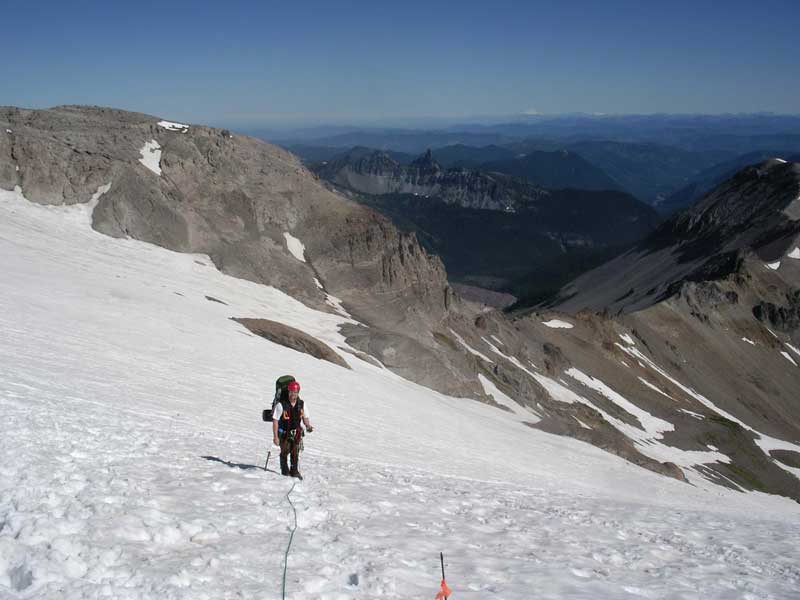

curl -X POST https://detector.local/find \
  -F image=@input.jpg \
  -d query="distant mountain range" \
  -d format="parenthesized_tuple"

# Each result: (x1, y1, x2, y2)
(271, 114, 800, 211)
(264, 113, 800, 152)
(313, 148, 660, 293)
(430, 143, 517, 168)
(480, 149, 622, 192)
(559, 141, 729, 205)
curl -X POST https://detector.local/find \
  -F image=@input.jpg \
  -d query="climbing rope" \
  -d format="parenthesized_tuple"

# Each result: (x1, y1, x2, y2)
(280, 480, 298, 599)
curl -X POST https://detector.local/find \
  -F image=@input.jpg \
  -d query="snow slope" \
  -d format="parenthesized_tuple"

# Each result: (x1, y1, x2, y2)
(1, 186, 800, 599)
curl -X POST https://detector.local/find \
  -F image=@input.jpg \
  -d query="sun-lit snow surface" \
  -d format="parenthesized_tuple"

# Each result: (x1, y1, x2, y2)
(138, 140, 162, 175)
(789, 247, 800, 259)
(157, 120, 189, 132)
(766, 261, 781, 270)
(2, 187, 800, 599)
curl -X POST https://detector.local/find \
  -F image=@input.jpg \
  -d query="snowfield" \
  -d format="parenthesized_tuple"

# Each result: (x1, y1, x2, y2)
(2, 186, 800, 599)
(138, 140, 162, 175)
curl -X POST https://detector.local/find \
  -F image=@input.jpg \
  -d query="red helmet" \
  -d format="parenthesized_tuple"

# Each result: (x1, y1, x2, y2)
(287, 381, 300, 392)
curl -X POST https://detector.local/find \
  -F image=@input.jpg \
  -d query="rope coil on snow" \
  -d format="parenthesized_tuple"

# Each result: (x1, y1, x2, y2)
(281, 480, 298, 599)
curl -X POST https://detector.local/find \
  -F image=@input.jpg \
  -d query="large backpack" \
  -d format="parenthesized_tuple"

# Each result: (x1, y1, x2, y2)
(262, 375, 296, 422)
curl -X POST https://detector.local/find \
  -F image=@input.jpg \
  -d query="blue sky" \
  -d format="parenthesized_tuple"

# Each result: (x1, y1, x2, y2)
(2, 0, 798, 127)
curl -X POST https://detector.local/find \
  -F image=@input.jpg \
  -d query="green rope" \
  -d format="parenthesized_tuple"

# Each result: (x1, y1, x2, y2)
(281, 480, 298, 599)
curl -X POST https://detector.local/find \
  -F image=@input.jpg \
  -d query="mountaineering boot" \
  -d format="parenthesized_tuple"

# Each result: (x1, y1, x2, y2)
(290, 470, 303, 480)
(280, 451, 290, 476)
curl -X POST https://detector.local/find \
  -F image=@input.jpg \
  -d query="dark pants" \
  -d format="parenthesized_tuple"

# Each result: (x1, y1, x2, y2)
(279, 430, 301, 475)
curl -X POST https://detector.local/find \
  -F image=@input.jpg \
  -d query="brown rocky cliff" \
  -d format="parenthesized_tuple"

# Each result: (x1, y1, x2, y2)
(1, 105, 471, 395)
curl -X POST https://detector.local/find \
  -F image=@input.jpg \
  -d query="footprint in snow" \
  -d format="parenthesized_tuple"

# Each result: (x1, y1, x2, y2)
(571, 568, 592, 578)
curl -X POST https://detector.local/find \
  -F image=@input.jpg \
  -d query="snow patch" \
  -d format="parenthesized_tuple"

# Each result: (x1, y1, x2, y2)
(766, 261, 781, 270)
(785, 342, 800, 358)
(619, 333, 635, 345)
(324, 293, 350, 318)
(638, 377, 674, 400)
(478, 374, 539, 421)
(780, 351, 798, 366)
(788, 247, 800, 259)
(82, 183, 112, 224)
(566, 368, 729, 468)
(573, 416, 592, 430)
(310, 273, 350, 317)
(542, 319, 573, 329)
(482, 337, 537, 376)
(449, 329, 494, 363)
(568, 369, 674, 437)
(616, 342, 800, 477)
(283, 232, 306, 262)
(5, 128, 12, 134)
(531, 373, 585, 405)
(742, 337, 756, 345)
(679, 409, 705, 420)
(157, 120, 189, 132)
(138, 140, 162, 175)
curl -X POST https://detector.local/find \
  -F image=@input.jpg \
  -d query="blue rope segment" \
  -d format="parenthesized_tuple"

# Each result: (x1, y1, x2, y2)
(281, 480, 298, 599)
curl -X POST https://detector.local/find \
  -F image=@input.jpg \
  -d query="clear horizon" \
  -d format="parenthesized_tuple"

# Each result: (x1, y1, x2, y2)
(2, 0, 798, 128)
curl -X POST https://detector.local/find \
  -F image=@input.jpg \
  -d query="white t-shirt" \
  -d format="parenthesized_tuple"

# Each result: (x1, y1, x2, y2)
(272, 400, 310, 422)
